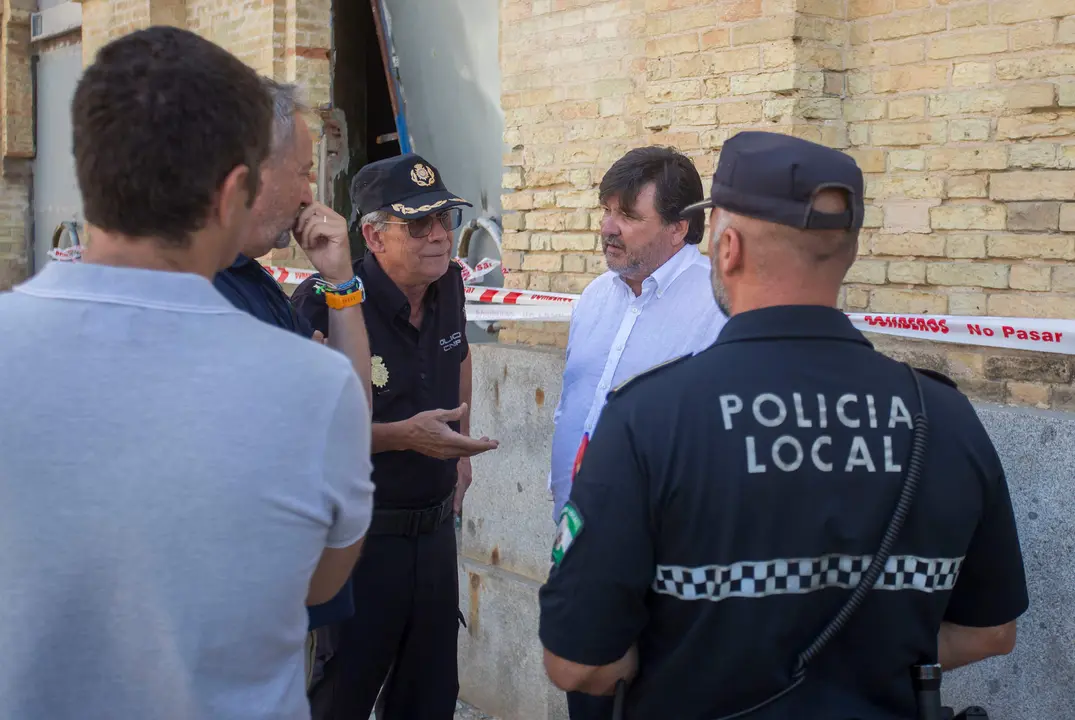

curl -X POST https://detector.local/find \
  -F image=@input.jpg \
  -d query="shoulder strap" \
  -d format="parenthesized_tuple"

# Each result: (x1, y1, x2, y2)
(914, 367, 957, 389)
(607, 354, 691, 398)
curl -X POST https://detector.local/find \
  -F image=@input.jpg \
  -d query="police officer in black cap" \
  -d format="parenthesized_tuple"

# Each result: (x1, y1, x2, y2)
(292, 153, 500, 719)
(537, 131, 1029, 719)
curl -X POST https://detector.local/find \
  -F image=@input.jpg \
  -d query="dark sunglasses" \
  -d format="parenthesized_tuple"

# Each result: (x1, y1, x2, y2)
(384, 207, 463, 239)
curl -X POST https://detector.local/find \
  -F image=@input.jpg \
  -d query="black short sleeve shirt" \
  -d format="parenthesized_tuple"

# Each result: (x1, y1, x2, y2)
(291, 252, 469, 509)
(539, 305, 1029, 720)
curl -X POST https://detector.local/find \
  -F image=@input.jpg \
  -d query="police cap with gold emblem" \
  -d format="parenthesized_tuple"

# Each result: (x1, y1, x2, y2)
(350, 152, 473, 223)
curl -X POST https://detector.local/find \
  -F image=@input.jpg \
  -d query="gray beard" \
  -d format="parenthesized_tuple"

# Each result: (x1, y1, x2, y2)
(711, 268, 731, 317)
(273, 229, 292, 250)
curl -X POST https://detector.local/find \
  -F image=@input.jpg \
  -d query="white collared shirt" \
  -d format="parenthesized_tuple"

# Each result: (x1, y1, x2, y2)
(548, 243, 727, 522)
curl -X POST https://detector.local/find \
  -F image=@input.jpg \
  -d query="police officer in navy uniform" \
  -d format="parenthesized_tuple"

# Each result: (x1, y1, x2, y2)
(538, 131, 1029, 719)
(291, 153, 499, 720)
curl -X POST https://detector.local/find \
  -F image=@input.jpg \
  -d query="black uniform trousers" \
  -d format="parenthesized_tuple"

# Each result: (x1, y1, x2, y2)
(309, 505, 460, 720)
(567, 691, 615, 720)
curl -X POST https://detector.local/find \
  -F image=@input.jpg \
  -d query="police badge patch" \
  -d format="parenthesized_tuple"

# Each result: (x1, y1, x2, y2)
(551, 502, 584, 567)
(371, 355, 389, 388)
(410, 163, 436, 187)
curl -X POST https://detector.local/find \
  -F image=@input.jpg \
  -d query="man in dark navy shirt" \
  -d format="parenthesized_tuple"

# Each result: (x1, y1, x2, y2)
(539, 131, 1029, 719)
(292, 152, 500, 720)
(211, 78, 373, 691)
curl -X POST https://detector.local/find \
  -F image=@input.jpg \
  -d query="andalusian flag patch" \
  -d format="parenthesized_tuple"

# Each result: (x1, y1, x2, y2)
(551, 502, 584, 567)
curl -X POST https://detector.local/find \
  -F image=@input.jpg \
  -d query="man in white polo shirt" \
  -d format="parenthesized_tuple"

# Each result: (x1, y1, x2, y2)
(0, 27, 373, 720)
(547, 146, 727, 719)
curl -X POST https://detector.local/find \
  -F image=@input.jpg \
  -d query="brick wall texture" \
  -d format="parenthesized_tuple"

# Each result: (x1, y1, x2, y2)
(0, 0, 34, 292)
(497, 0, 1075, 409)
(0, 167, 29, 289)
(4, 0, 1075, 407)
(82, 0, 331, 106)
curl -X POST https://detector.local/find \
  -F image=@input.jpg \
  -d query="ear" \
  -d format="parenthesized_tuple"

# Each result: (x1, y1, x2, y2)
(721, 226, 745, 277)
(362, 222, 386, 253)
(215, 164, 255, 231)
(669, 218, 690, 244)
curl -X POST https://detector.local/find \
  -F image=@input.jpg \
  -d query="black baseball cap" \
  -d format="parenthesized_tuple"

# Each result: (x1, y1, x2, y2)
(349, 152, 472, 224)
(682, 131, 864, 231)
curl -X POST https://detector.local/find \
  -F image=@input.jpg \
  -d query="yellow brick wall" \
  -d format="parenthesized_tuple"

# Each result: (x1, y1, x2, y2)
(82, 0, 329, 88)
(499, 0, 1075, 408)
(844, 4, 1075, 316)
(2, 0, 34, 161)
(0, 169, 29, 290)
(186, 0, 275, 75)
(81, 0, 152, 62)
(499, 0, 850, 347)
(0, 0, 34, 291)
(840, 0, 1075, 405)
(8, 0, 1074, 406)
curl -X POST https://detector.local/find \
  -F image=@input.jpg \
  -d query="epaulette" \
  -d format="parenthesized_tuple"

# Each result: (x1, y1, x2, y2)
(607, 354, 691, 398)
(913, 366, 958, 389)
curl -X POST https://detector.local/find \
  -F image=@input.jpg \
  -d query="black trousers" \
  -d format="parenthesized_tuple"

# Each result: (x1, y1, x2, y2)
(567, 690, 615, 720)
(309, 516, 460, 720)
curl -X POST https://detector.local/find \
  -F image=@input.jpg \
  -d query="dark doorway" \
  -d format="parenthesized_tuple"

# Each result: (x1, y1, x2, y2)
(330, 0, 401, 258)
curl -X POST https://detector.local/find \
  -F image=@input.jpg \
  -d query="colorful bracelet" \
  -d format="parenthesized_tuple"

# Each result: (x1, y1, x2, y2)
(313, 275, 366, 309)
(325, 290, 365, 310)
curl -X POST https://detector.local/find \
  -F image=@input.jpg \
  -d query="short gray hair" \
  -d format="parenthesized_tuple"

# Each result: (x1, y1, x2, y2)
(360, 210, 391, 231)
(260, 77, 309, 156)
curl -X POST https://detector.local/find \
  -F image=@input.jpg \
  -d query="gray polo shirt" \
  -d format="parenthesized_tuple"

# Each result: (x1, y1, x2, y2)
(0, 261, 373, 720)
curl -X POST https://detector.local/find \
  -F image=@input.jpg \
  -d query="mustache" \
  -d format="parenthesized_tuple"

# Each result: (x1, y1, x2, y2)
(601, 235, 624, 249)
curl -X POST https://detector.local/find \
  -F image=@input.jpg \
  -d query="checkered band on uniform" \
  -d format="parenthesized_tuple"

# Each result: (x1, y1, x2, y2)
(652, 554, 965, 602)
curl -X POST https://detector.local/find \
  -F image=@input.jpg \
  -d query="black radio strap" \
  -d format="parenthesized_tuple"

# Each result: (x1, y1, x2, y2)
(610, 366, 931, 720)
(710, 363, 932, 720)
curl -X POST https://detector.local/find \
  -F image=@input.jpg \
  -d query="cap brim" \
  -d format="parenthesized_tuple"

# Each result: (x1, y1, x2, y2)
(383, 189, 473, 219)
(680, 198, 716, 216)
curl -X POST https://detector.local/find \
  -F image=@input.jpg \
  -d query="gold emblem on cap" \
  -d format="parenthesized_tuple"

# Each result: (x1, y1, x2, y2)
(410, 163, 436, 188)
(371, 355, 389, 388)
(371, 356, 389, 389)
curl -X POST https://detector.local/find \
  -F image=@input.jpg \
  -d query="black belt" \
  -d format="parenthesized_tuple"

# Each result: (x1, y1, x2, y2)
(367, 493, 454, 537)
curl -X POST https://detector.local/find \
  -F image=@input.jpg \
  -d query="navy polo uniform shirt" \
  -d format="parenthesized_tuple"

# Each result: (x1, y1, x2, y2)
(214, 254, 314, 337)
(539, 305, 1029, 720)
(291, 251, 469, 509)
(212, 253, 354, 632)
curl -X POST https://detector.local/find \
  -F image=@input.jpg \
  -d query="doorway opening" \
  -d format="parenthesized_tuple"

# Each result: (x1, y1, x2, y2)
(330, 0, 401, 259)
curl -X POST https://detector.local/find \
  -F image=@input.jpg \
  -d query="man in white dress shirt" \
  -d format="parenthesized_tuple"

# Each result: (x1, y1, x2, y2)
(550, 146, 728, 518)
(548, 146, 727, 717)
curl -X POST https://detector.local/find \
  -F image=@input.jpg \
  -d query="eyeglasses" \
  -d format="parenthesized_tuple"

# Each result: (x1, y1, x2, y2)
(384, 207, 463, 239)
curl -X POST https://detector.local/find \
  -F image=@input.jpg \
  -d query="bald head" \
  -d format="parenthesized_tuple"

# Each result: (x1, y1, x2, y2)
(707, 188, 860, 316)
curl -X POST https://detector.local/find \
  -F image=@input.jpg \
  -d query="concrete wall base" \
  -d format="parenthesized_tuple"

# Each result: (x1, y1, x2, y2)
(458, 344, 1074, 720)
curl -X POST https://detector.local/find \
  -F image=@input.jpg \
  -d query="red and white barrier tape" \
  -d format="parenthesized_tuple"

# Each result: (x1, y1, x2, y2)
(456, 257, 501, 284)
(462, 285, 578, 306)
(458, 283, 1075, 354)
(263, 265, 317, 285)
(266, 264, 1075, 354)
(262, 258, 504, 286)
(48, 247, 83, 262)
(49, 253, 1075, 356)
(846, 313, 1074, 354)
(466, 304, 574, 323)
